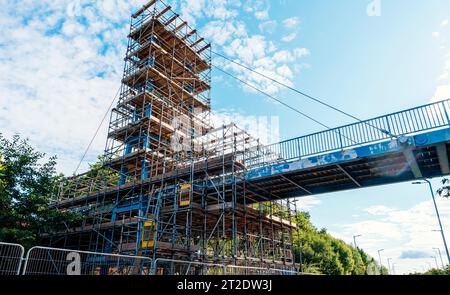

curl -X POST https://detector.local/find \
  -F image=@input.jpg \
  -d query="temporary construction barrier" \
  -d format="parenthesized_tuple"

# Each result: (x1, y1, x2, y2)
(0, 242, 24, 275)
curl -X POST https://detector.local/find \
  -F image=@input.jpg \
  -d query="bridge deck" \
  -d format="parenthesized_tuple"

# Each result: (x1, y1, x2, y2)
(242, 100, 450, 201)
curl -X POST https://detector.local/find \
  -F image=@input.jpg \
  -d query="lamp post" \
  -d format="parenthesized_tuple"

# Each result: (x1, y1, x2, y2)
(387, 258, 392, 275)
(431, 256, 439, 269)
(353, 234, 362, 249)
(377, 249, 385, 273)
(433, 247, 445, 269)
(412, 180, 450, 265)
(392, 263, 397, 275)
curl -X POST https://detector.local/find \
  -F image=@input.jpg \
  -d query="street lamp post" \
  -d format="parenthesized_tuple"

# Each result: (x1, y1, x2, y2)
(412, 180, 450, 265)
(353, 234, 362, 249)
(433, 247, 445, 269)
(431, 256, 439, 269)
(377, 249, 385, 273)
(387, 258, 392, 275)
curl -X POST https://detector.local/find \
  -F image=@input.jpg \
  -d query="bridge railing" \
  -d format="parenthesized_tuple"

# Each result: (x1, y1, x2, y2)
(245, 99, 450, 169)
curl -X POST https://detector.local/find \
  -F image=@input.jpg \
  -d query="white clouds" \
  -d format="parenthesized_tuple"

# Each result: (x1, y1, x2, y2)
(181, 2, 310, 97)
(219, 30, 308, 94)
(259, 20, 277, 34)
(339, 220, 403, 241)
(204, 0, 239, 20)
(438, 73, 450, 81)
(296, 196, 322, 211)
(272, 50, 293, 63)
(399, 250, 430, 259)
(332, 198, 450, 274)
(0, 0, 139, 174)
(293, 47, 311, 58)
(202, 20, 247, 46)
(179, 0, 241, 24)
(254, 10, 269, 21)
(283, 17, 300, 29)
(211, 109, 280, 145)
(273, 48, 310, 63)
(216, 32, 309, 94)
(178, 0, 205, 25)
(433, 85, 450, 101)
(281, 16, 300, 43)
(282, 32, 297, 43)
(226, 35, 269, 64)
(276, 65, 293, 80)
(365, 205, 397, 216)
(431, 19, 450, 91)
(182, 3, 308, 96)
(243, 0, 270, 21)
(0, 0, 310, 174)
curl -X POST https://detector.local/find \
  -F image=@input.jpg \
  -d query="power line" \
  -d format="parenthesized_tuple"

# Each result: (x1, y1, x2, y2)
(73, 50, 374, 176)
(73, 86, 121, 176)
(213, 65, 358, 145)
(212, 50, 394, 137)
(213, 65, 330, 129)
(73, 69, 154, 175)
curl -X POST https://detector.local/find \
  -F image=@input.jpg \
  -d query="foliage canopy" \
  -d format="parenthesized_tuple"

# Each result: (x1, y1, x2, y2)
(0, 134, 80, 249)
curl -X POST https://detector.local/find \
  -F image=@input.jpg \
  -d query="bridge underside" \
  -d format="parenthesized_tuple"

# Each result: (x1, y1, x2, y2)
(242, 128, 450, 202)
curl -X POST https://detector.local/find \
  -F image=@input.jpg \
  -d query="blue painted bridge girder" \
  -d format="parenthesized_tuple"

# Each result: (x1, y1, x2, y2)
(241, 125, 450, 202)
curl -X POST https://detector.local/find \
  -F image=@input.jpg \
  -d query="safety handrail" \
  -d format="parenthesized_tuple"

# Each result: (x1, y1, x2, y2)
(246, 99, 450, 168)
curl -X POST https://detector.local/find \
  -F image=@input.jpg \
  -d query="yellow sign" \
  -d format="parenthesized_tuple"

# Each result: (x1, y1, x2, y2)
(141, 220, 156, 249)
(179, 183, 191, 207)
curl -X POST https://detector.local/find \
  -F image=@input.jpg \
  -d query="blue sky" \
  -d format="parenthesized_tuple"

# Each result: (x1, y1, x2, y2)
(209, 0, 450, 274)
(1, 0, 450, 274)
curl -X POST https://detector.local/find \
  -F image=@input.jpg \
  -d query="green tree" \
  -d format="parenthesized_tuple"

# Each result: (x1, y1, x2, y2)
(293, 211, 385, 275)
(0, 153, 5, 192)
(0, 133, 79, 249)
(410, 266, 450, 275)
(351, 249, 366, 275)
(423, 266, 450, 275)
(86, 155, 118, 180)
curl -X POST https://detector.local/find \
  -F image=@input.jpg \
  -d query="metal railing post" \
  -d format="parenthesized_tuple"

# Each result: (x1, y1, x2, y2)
(21, 246, 35, 275)
(151, 258, 159, 275)
(385, 116, 393, 138)
(442, 101, 450, 126)
(338, 130, 344, 150)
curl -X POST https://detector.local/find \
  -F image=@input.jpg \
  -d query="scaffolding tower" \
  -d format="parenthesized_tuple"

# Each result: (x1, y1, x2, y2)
(46, 0, 301, 274)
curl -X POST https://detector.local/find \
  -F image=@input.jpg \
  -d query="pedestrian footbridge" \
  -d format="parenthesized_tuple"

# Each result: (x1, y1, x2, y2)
(243, 99, 450, 201)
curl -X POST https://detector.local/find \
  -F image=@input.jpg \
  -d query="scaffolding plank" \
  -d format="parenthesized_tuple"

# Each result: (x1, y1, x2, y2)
(132, 0, 157, 19)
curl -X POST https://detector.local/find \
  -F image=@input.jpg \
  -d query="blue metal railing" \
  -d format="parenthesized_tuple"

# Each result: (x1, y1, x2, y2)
(245, 99, 450, 169)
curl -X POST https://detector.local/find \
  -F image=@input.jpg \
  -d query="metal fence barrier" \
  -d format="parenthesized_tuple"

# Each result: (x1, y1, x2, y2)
(0, 243, 303, 275)
(153, 259, 301, 275)
(0, 242, 25, 275)
(22, 247, 153, 275)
